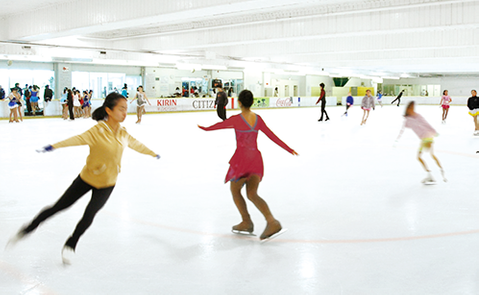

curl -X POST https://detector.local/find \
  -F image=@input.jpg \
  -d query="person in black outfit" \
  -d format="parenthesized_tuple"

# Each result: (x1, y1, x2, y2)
(391, 89, 405, 107)
(315, 83, 329, 121)
(44, 85, 53, 103)
(467, 89, 479, 135)
(215, 85, 228, 121)
(67, 89, 74, 120)
(24, 85, 32, 115)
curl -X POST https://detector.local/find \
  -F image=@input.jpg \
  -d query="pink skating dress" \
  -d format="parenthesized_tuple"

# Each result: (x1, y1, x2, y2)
(200, 113, 294, 183)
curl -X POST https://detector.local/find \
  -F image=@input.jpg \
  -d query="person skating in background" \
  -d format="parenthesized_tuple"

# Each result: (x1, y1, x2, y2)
(198, 90, 298, 240)
(360, 89, 375, 125)
(7, 92, 160, 264)
(396, 101, 446, 184)
(342, 92, 354, 117)
(440, 90, 452, 124)
(376, 90, 383, 107)
(391, 89, 405, 107)
(130, 86, 151, 124)
(467, 89, 479, 136)
(214, 85, 228, 121)
(316, 83, 329, 121)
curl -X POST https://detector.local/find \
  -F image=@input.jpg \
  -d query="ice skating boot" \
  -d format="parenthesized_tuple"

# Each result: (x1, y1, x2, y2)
(260, 220, 282, 241)
(421, 172, 436, 185)
(62, 245, 75, 265)
(441, 169, 447, 182)
(232, 221, 255, 236)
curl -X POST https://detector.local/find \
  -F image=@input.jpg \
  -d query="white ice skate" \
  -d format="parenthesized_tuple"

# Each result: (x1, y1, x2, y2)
(260, 228, 288, 243)
(441, 169, 447, 182)
(61, 246, 75, 265)
(421, 173, 436, 185)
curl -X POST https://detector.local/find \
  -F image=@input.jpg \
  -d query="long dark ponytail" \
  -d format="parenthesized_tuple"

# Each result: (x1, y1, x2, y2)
(92, 92, 127, 121)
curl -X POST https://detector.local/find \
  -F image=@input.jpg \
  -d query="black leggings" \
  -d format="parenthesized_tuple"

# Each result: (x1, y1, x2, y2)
(319, 99, 329, 120)
(217, 104, 227, 121)
(23, 175, 114, 250)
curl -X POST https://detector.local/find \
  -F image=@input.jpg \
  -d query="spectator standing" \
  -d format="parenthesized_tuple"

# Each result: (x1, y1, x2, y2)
(67, 89, 74, 120)
(8, 88, 21, 122)
(44, 85, 53, 104)
(30, 85, 40, 116)
(0, 85, 5, 100)
(24, 85, 32, 115)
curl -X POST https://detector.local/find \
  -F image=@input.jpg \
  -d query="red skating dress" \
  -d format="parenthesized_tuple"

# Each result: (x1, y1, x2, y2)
(200, 113, 294, 183)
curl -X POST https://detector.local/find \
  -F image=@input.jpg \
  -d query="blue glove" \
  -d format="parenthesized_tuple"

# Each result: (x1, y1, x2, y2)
(156, 154, 161, 159)
(36, 145, 54, 153)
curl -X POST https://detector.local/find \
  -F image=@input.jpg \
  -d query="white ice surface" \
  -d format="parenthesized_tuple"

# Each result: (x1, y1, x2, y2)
(0, 105, 478, 295)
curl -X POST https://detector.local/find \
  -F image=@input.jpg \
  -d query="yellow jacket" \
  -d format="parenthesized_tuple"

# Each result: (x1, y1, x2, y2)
(52, 121, 157, 188)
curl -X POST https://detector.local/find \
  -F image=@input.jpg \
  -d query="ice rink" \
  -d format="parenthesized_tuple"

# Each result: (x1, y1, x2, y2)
(1, 104, 478, 295)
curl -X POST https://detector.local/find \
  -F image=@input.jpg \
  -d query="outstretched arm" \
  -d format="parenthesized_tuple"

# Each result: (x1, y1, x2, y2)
(395, 120, 407, 142)
(258, 117, 297, 155)
(127, 134, 158, 158)
(198, 116, 235, 131)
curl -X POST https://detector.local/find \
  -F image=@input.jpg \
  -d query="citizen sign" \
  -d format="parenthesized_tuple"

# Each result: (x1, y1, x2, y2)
(276, 98, 293, 107)
(192, 100, 215, 109)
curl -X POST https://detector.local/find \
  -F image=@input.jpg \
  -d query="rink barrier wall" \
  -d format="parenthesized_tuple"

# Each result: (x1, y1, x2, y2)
(0, 96, 471, 118)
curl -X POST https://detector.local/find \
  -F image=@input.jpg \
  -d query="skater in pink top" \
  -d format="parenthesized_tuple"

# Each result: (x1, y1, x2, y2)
(396, 101, 446, 184)
(440, 90, 452, 124)
(198, 90, 298, 240)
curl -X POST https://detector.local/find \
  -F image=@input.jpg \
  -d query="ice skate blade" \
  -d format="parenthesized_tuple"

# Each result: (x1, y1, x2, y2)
(422, 181, 437, 185)
(232, 229, 256, 236)
(260, 228, 288, 243)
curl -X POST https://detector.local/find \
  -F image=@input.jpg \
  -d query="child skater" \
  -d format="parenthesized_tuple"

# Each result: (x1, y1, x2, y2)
(342, 92, 354, 117)
(440, 90, 452, 124)
(376, 90, 383, 107)
(396, 101, 446, 184)
(360, 89, 375, 125)
(7, 92, 160, 264)
(467, 89, 479, 136)
(130, 86, 151, 124)
(198, 90, 298, 240)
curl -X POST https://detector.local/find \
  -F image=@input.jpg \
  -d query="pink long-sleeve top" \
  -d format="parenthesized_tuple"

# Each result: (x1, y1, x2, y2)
(199, 113, 294, 182)
(404, 113, 437, 139)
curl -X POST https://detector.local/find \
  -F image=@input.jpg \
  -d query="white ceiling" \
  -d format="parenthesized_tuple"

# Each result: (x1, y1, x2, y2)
(0, 0, 478, 78)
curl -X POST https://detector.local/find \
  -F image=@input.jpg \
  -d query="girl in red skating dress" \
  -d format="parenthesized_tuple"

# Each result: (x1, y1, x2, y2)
(198, 90, 298, 240)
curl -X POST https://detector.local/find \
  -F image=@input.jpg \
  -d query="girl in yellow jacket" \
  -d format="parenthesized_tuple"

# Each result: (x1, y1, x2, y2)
(8, 92, 160, 264)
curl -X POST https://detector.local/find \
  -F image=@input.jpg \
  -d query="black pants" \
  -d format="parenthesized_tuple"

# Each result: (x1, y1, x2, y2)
(217, 104, 227, 121)
(319, 99, 329, 120)
(22, 175, 114, 250)
(26, 98, 32, 114)
(344, 104, 351, 114)
(391, 97, 401, 106)
(68, 104, 74, 120)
